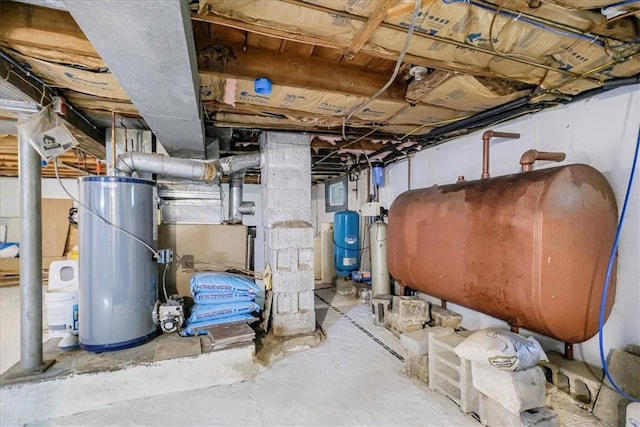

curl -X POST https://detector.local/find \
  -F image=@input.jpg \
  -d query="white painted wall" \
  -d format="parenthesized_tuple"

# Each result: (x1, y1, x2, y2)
(311, 85, 640, 367)
(312, 173, 370, 230)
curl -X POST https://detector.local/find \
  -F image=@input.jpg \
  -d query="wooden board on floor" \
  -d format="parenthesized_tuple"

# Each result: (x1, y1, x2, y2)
(42, 198, 73, 257)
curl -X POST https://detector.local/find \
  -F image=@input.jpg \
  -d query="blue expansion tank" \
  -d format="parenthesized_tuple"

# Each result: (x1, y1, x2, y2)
(333, 210, 360, 277)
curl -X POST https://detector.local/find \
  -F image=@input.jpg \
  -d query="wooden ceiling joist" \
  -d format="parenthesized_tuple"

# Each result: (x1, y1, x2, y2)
(191, 12, 499, 80)
(343, 0, 398, 61)
(197, 42, 400, 100)
(310, 137, 394, 152)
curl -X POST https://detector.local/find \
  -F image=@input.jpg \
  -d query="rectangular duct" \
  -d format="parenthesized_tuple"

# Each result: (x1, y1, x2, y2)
(64, 0, 205, 158)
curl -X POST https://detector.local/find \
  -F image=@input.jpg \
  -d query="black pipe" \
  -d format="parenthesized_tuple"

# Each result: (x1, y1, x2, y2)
(571, 73, 640, 103)
(380, 74, 640, 166)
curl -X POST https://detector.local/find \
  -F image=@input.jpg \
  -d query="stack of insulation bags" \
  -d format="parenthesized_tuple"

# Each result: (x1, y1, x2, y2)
(182, 272, 260, 336)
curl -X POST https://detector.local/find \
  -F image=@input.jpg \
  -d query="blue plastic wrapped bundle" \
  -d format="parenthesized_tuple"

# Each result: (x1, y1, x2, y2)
(188, 301, 259, 323)
(182, 272, 261, 336)
(190, 272, 260, 296)
(180, 314, 257, 336)
(193, 292, 255, 304)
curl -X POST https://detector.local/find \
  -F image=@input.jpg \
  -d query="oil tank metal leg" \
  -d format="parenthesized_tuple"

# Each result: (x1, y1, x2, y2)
(565, 343, 574, 360)
(19, 130, 43, 372)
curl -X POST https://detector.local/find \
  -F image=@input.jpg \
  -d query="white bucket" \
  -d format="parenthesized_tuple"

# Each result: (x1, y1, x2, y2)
(45, 286, 78, 338)
(628, 402, 640, 427)
(46, 260, 79, 338)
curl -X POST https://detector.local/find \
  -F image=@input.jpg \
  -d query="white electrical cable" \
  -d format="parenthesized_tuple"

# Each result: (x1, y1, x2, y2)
(162, 262, 170, 302)
(53, 160, 159, 258)
(341, 0, 423, 140)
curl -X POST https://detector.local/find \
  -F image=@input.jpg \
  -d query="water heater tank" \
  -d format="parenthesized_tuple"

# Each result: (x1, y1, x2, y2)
(388, 164, 617, 344)
(79, 176, 157, 352)
(334, 210, 360, 277)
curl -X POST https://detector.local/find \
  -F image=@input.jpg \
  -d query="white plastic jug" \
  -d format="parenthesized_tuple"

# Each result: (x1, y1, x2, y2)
(46, 260, 79, 338)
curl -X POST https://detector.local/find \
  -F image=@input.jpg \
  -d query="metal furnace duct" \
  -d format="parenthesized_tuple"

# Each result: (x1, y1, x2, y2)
(387, 164, 618, 344)
(65, 0, 205, 157)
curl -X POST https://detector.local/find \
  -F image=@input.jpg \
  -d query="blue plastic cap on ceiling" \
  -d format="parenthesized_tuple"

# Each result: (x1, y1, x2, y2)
(254, 77, 272, 95)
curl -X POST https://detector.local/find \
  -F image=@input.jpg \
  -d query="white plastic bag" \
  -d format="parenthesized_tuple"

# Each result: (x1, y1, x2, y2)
(454, 328, 548, 371)
(15, 106, 78, 161)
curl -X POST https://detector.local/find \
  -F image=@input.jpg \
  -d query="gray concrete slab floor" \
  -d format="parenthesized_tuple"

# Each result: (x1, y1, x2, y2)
(1, 283, 608, 426)
(2, 284, 479, 426)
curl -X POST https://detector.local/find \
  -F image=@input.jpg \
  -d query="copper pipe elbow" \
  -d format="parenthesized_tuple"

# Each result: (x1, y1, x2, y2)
(481, 130, 521, 179)
(520, 149, 566, 172)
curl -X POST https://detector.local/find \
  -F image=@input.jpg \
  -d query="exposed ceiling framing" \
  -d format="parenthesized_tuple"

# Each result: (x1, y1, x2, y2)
(0, 0, 638, 182)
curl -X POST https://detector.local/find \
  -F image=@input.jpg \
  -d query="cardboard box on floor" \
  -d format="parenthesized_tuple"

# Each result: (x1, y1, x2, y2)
(158, 224, 248, 297)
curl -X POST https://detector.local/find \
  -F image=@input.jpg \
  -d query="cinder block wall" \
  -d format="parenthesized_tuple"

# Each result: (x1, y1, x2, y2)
(261, 132, 315, 336)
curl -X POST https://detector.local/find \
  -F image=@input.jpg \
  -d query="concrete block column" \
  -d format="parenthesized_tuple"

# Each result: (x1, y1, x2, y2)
(260, 132, 315, 336)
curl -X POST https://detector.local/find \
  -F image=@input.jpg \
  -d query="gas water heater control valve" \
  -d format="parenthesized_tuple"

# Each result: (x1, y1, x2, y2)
(152, 295, 184, 333)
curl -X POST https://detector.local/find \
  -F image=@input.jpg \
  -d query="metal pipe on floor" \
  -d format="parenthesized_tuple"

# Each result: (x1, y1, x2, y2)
(19, 128, 43, 371)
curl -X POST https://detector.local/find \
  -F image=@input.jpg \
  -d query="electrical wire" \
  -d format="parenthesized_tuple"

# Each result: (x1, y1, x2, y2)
(162, 262, 170, 302)
(312, 129, 377, 167)
(340, 0, 423, 140)
(598, 125, 640, 403)
(488, 0, 543, 63)
(53, 160, 159, 259)
(443, 0, 607, 46)
(602, 0, 640, 10)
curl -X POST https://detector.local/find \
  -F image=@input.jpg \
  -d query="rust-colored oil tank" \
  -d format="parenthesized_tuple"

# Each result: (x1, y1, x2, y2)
(387, 164, 617, 344)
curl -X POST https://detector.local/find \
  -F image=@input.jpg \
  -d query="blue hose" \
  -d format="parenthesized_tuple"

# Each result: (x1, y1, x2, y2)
(602, 0, 640, 10)
(441, 0, 606, 46)
(598, 125, 640, 403)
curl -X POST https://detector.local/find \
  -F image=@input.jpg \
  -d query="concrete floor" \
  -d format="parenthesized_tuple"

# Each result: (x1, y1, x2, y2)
(0, 285, 609, 426)
(1, 285, 479, 426)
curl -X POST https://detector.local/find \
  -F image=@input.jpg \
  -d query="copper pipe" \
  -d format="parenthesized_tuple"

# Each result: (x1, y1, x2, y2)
(481, 130, 521, 179)
(520, 149, 566, 172)
(565, 343, 574, 361)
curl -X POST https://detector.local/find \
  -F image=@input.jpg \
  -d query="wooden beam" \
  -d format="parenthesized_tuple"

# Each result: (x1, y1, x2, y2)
(386, 1, 416, 19)
(206, 101, 373, 127)
(192, 12, 498, 79)
(344, 0, 398, 61)
(197, 42, 400, 99)
(311, 137, 394, 151)
(0, 2, 100, 61)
